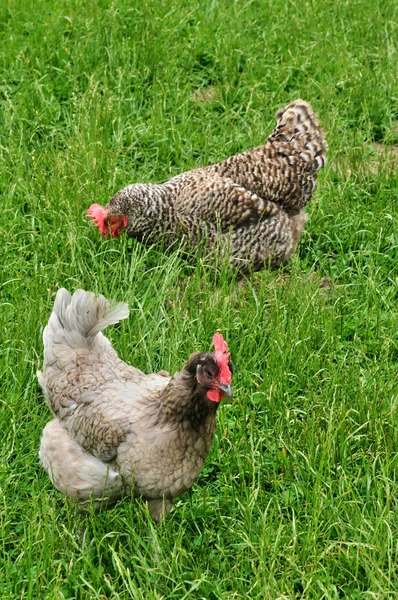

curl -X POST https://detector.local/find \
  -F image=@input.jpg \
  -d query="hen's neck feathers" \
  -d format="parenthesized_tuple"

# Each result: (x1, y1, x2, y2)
(157, 365, 218, 432)
(116, 183, 177, 239)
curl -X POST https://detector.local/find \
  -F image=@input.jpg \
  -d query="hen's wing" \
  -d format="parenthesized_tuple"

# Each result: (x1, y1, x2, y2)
(173, 171, 281, 231)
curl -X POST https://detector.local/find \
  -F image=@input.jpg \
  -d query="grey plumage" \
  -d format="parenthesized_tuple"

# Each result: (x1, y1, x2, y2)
(38, 288, 233, 522)
(89, 99, 327, 272)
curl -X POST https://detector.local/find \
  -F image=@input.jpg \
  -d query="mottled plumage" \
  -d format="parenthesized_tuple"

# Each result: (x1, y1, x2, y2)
(88, 100, 327, 272)
(38, 289, 233, 522)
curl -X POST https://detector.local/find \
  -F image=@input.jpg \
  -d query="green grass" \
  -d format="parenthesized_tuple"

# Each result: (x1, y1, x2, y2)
(1, 0, 398, 597)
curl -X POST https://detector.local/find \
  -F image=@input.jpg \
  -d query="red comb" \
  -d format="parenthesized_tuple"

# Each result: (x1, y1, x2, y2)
(87, 204, 109, 236)
(212, 333, 232, 384)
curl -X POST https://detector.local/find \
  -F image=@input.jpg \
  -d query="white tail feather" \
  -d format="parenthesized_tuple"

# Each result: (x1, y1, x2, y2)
(40, 288, 129, 369)
(88, 302, 130, 337)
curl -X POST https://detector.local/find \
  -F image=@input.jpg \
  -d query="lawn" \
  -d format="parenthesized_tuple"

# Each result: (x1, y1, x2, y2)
(1, 0, 398, 597)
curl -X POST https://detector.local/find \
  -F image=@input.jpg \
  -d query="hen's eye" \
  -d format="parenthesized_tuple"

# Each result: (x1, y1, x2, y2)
(204, 367, 214, 379)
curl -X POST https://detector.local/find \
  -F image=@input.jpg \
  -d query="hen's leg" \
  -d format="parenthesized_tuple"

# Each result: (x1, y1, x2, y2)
(146, 498, 173, 562)
(147, 498, 173, 524)
(39, 419, 122, 508)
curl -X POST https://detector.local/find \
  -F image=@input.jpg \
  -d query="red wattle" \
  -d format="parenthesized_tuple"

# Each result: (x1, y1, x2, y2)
(207, 389, 221, 402)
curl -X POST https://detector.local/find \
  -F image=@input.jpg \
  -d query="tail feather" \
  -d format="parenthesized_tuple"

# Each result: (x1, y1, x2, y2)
(268, 99, 327, 172)
(41, 288, 129, 369)
(89, 302, 131, 337)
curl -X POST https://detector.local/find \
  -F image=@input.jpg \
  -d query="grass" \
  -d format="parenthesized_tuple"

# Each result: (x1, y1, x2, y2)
(1, 0, 398, 597)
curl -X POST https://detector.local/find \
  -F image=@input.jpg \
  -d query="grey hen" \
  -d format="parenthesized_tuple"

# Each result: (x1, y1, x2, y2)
(38, 288, 233, 522)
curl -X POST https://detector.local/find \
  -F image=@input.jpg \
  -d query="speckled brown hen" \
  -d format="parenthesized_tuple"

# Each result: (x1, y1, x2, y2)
(38, 288, 233, 522)
(88, 100, 327, 272)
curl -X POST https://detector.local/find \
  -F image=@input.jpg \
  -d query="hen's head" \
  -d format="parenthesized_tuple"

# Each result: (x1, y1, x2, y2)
(188, 333, 233, 403)
(87, 184, 152, 239)
(87, 204, 128, 239)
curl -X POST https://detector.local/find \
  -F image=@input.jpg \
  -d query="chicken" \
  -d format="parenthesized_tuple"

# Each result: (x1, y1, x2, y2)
(37, 288, 233, 522)
(88, 99, 327, 273)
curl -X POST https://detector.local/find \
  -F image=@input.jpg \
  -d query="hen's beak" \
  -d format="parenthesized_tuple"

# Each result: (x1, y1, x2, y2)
(217, 383, 233, 399)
